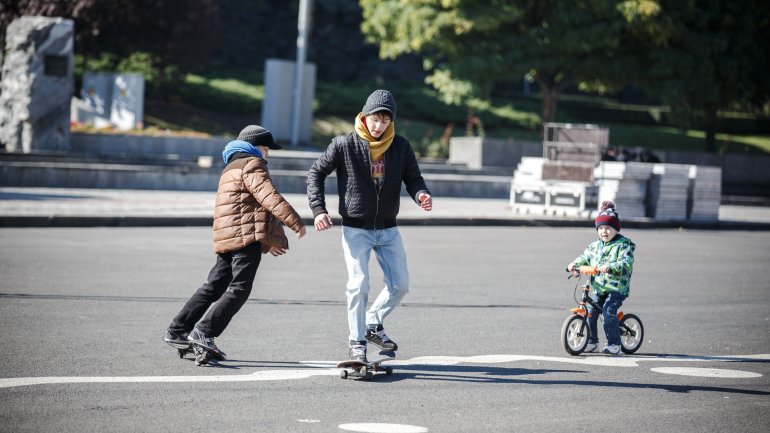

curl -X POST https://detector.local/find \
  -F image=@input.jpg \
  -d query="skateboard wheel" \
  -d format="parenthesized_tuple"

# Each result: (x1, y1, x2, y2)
(340, 370, 348, 379)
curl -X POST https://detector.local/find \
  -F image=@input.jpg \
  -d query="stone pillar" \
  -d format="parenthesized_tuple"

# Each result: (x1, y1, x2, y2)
(0, 16, 74, 152)
(261, 58, 316, 144)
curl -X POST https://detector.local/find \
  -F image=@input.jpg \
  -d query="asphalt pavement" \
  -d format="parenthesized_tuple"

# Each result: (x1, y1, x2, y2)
(1, 225, 769, 432)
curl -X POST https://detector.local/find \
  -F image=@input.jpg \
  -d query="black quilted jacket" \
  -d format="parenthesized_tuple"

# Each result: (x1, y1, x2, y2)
(307, 132, 430, 229)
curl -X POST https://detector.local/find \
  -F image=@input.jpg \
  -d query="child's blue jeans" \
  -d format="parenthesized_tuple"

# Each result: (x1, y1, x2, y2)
(341, 226, 409, 344)
(587, 291, 627, 347)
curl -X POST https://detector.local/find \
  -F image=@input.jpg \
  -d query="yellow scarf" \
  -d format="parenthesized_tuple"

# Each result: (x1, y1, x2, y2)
(354, 112, 394, 161)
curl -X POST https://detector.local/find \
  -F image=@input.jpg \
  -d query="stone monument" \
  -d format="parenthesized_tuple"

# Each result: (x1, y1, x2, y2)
(74, 72, 144, 130)
(0, 16, 74, 152)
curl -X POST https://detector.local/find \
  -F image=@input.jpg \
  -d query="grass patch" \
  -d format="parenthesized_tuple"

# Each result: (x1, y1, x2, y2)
(144, 72, 770, 156)
(606, 123, 770, 154)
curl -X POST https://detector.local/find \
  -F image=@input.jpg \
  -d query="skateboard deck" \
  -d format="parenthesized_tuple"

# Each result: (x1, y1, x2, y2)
(164, 338, 223, 366)
(336, 350, 396, 380)
(164, 339, 194, 359)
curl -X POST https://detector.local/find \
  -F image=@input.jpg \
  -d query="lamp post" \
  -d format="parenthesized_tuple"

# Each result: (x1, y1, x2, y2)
(290, 0, 312, 146)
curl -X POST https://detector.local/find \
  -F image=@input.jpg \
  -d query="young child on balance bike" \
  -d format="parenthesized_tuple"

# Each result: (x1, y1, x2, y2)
(567, 201, 636, 355)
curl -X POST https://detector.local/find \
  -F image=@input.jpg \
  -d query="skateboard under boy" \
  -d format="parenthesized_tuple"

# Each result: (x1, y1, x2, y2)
(164, 339, 194, 359)
(336, 350, 396, 380)
(164, 339, 220, 366)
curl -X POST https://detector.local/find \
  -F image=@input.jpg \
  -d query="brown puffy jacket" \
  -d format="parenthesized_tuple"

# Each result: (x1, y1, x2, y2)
(212, 155, 304, 254)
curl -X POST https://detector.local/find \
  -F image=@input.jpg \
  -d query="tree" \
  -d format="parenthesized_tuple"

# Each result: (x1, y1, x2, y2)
(632, 0, 770, 152)
(359, 0, 662, 127)
(1, 0, 219, 89)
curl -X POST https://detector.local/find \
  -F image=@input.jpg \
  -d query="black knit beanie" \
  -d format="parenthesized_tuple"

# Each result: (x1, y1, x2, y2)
(237, 125, 281, 150)
(361, 89, 396, 121)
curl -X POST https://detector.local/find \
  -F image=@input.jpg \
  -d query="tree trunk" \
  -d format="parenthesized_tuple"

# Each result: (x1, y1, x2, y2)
(703, 105, 718, 152)
(535, 75, 560, 126)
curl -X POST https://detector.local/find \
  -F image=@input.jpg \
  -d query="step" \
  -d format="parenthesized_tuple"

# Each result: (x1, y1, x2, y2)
(0, 160, 512, 199)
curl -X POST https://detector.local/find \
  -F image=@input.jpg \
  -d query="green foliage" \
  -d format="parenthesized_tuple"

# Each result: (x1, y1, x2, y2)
(75, 52, 160, 82)
(359, 0, 668, 125)
(139, 68, 769, 154)
(116, 52, 157, 81)
(359, 0, 769, 151)
(615, 0, 770, 150)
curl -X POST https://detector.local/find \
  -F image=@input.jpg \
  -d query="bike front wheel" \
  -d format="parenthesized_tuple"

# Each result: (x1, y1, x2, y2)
(620, 313, 644, 354)
(561, 314, 588, 355)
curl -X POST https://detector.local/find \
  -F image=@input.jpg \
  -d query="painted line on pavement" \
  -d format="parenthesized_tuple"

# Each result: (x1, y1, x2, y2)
(338, 423, 428, 433)
(0, 369, 340, 389)
(651, 367, 763, 378)
(2, 353, 766, 389)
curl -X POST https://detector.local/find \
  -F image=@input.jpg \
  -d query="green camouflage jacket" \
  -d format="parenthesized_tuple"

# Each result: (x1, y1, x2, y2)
(572, 234, 636, 296)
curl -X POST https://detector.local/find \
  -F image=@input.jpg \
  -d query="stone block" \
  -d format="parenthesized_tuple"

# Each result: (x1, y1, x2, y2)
(449, 136, 540, 169)
(0, 16, 74, 152)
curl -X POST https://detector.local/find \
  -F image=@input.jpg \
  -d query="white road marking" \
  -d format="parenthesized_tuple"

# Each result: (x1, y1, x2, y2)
(338, 423, 428, 433)
(651, 367, 763, 378)
(349, 353, 770, 369)
(1, 353, 765, 389)
(0, 369, 339, 389)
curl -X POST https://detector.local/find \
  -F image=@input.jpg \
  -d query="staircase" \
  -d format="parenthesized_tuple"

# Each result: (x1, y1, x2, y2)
(1, 133, 513, 199)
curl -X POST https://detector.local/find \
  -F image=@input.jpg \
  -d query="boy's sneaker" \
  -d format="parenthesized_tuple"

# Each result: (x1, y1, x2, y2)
(187, 328, 227, 361)
(348, 343, 368, 364)
(584, 342, 598, 353)
(602, 344, 621, 355)
(163, 330, 189, 349)
(365, 326, 399, 351)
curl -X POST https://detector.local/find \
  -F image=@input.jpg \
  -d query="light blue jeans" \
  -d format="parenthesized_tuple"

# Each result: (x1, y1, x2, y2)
(341, 226, 409, 343)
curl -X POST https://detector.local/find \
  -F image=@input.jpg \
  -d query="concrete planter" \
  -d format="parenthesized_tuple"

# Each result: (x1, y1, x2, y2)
(449, 136, 540, 170)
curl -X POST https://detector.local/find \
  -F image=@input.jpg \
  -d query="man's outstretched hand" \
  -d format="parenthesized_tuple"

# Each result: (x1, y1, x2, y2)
(314, 213, 333, 231)
(418, 193, 432, 211)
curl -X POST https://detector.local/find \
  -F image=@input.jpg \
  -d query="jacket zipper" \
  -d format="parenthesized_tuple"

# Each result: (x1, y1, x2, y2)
(366, 147, 381, 230)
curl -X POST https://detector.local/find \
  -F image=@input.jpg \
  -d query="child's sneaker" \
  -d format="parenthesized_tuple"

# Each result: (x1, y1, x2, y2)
(365, 325, 399, 351)
(584, 342, 598, 353)
(602, 344, 621, 355)
(188, 328, 227, 361)
(348, 342, 368, 363)
(163, 330, 189, 348)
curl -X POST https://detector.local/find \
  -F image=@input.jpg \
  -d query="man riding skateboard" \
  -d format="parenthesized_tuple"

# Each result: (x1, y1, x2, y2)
(307, 89, 432, 363)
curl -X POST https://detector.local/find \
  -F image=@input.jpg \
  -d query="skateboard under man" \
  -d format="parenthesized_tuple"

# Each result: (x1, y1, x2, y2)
(336, 350, 396, 380)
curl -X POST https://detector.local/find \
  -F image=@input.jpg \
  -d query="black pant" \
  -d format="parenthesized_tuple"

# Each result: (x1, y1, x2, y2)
(169, 242, 262, 337)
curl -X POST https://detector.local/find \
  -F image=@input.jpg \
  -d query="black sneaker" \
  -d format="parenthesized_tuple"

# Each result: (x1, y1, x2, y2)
(348, 342, 368, 364)
(365, 326, 398, 351)
(187, 328, 227, 361)
(163, 330, 189, 349)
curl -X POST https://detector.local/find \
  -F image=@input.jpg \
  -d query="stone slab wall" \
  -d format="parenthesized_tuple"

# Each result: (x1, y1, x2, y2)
(0, 16, 74, 152)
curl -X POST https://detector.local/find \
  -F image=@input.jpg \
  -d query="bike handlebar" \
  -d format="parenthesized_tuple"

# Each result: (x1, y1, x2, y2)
(566, 265, 600, 278)
(578, 266, 599, 275)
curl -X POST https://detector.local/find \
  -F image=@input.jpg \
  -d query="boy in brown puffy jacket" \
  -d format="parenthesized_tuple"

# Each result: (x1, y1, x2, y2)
(163, 125, 306, 365)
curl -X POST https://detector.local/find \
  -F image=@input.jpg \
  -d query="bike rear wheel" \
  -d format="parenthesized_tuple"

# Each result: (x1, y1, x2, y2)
(620, 313, 644, 354)
(561, 314, 588, 355)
